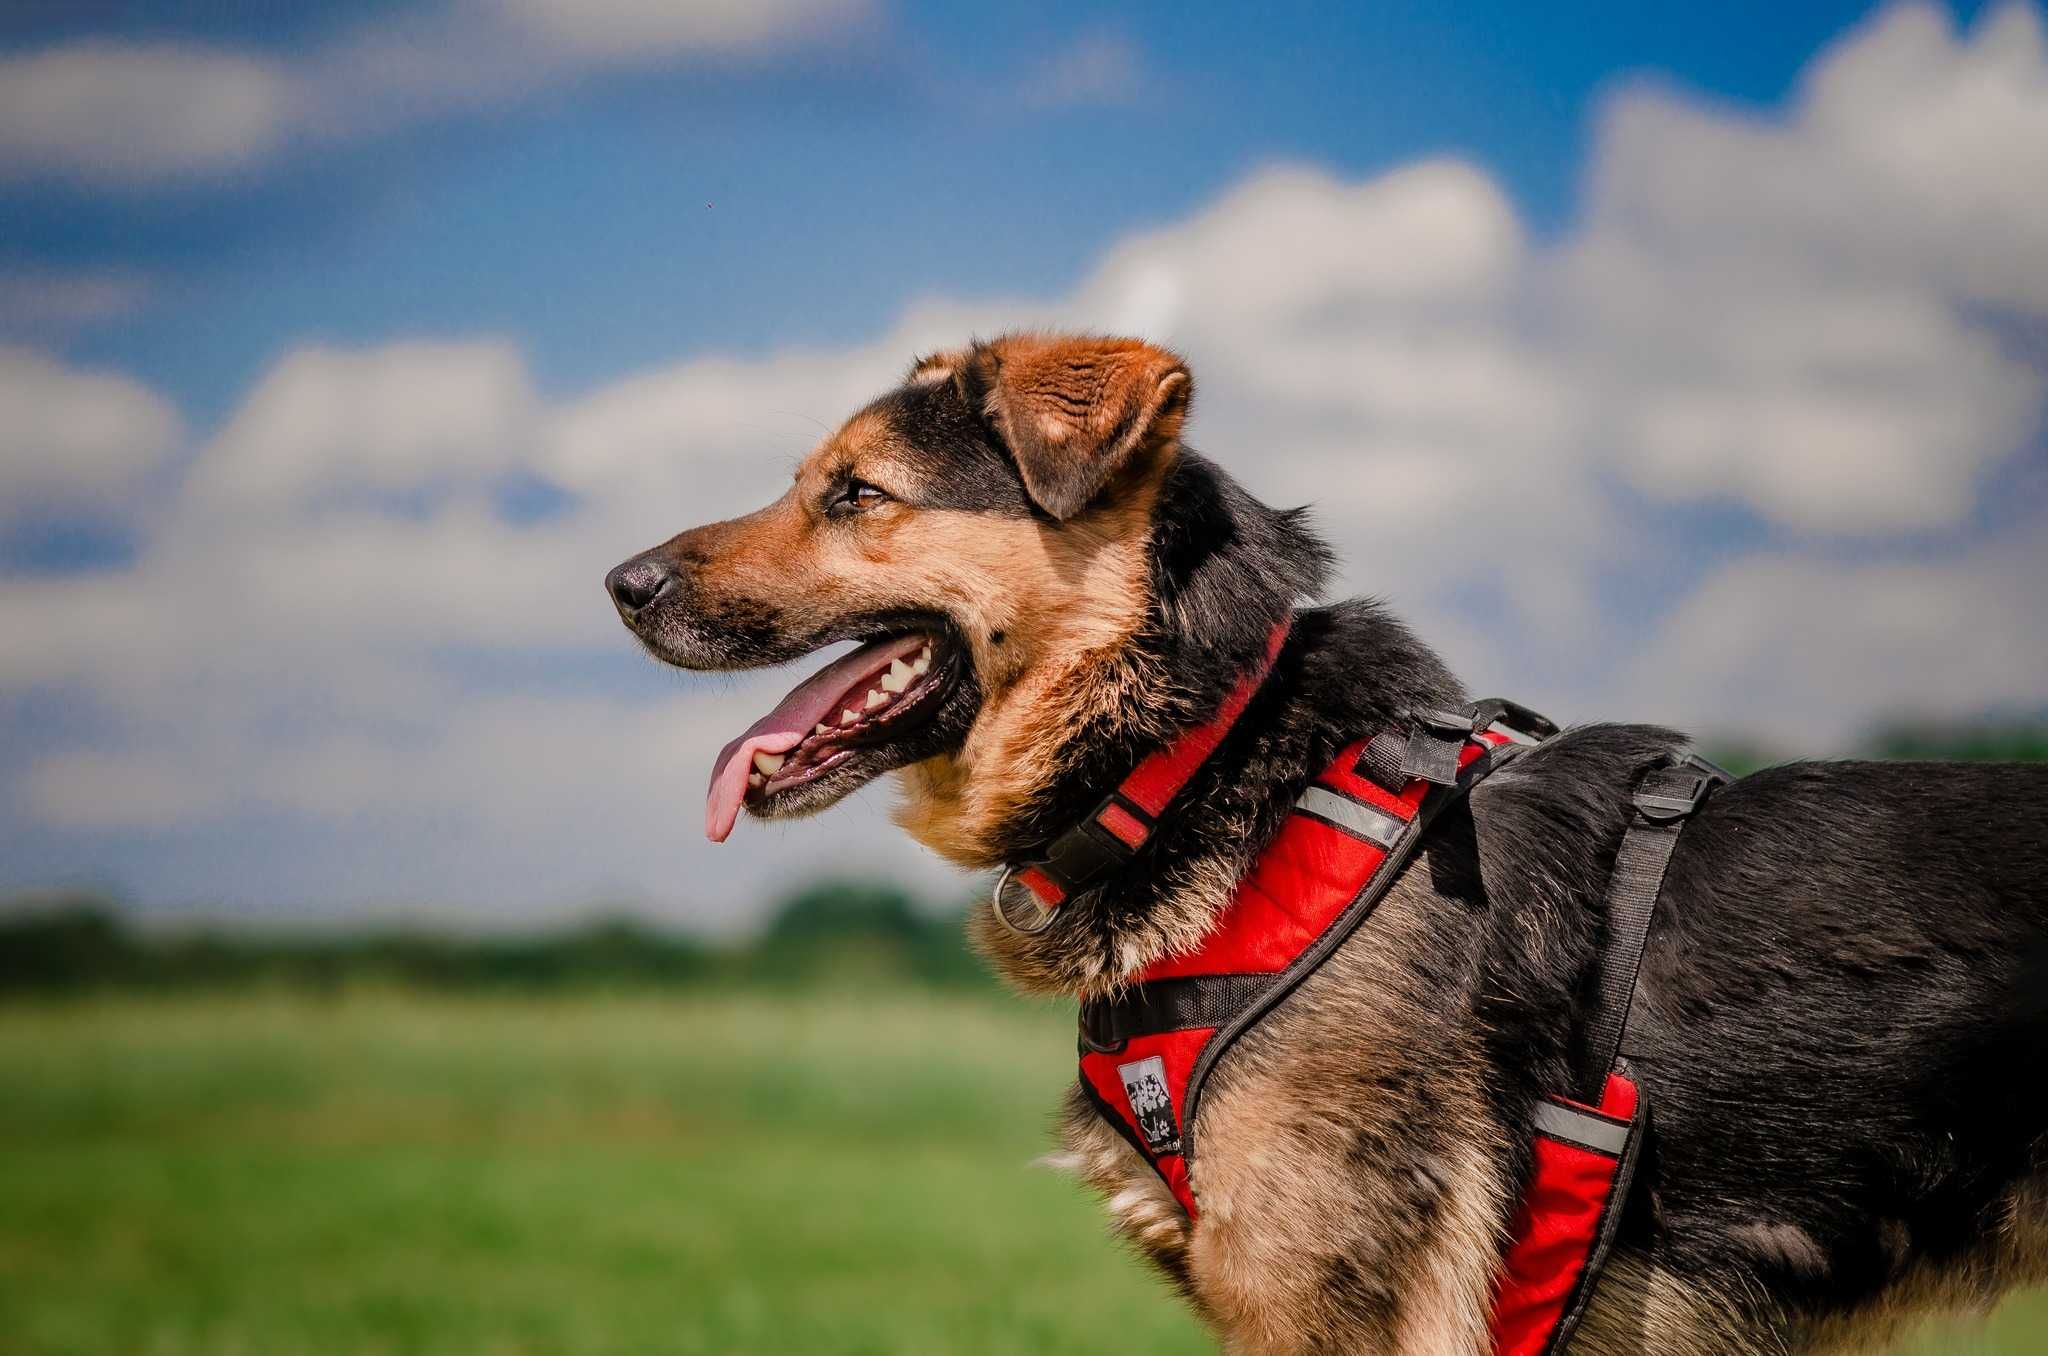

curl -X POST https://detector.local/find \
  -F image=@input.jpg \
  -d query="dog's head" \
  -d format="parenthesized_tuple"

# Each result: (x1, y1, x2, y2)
(606, 332, 1193, 860)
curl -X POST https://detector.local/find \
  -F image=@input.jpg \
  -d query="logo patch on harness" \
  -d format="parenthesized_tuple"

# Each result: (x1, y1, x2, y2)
(1118, 1055, 1181, 1154)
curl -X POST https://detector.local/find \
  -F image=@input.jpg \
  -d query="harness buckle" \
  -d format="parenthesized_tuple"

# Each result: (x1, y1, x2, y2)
(1469, 697, 1559, 746)
(1631, 766, 1715, 824)
(1042, 808, 1139, 886)
(1417, 707, 1480, 736)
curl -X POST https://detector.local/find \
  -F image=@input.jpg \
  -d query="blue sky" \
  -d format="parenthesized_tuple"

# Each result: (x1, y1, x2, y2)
(8, 1, 1988, 421)
(2, 0, 2043, 927)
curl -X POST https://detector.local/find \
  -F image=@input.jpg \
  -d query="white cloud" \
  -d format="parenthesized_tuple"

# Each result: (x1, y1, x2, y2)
(1567, 0, 2048, 533)
(478, 0, 863, 62)
(0, 347, 184, 513)
(1619, 518, 2048, 748)
(189, 340, 539, 512)
(4, 3, 2046, 920)
(0, 43, 294, 185)
(0, 0, 873, 187)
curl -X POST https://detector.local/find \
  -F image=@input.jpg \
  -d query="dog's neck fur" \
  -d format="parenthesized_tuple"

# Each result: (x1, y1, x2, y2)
(963, 451, 1467, 998)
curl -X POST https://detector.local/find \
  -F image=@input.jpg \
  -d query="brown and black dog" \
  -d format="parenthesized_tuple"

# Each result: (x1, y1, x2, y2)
(607, 333, 2048, 1353)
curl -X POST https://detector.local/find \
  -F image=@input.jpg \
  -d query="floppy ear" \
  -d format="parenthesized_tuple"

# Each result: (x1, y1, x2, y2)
(961, 334, 1191, 520)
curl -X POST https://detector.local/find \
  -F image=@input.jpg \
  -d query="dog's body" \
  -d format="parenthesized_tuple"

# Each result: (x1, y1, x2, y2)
(608, 334, 2048, 1353)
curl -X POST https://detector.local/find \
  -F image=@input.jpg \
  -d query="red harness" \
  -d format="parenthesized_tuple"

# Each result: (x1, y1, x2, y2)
(994, 623, 1719, 1355)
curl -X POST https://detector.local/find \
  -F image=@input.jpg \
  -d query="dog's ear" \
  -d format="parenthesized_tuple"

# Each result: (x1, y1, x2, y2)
(958, 334, 1191, 520)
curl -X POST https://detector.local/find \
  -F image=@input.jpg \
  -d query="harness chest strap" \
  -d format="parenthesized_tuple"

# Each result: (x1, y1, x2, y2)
(1073, 710, 1530, 1220)
(1053, 676, 1721, 1356)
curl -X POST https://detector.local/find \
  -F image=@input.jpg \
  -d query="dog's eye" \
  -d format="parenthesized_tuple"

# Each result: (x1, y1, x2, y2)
(827, 480, 890, 518)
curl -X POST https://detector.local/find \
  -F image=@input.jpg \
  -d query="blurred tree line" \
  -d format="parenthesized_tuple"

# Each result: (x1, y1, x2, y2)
(0, 880, 993, 998)
(3, 720, 2039, 997)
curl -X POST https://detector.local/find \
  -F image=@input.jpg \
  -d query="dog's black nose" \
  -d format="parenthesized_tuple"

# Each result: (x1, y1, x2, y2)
(607, 555, 677, 616)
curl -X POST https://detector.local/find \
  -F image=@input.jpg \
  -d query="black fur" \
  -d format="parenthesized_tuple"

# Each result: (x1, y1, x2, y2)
(857, 380, 1037, 517)
(999, 450, 2048, 1337)
(619, 355, 2048, 1343)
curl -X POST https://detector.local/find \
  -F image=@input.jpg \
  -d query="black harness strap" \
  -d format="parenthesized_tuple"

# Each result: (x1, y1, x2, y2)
(1080, 973, 1276, 1053)
(1571, 754, 1730, 1103)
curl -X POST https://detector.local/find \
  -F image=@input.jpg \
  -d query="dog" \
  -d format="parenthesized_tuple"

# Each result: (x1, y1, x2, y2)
(606, 333, 2048, 1353)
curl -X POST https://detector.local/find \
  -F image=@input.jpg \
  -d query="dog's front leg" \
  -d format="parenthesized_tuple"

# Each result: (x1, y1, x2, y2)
(1184, 1076, 1505, 1356)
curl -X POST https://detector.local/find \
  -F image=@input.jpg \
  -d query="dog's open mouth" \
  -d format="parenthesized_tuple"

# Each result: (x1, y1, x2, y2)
(705, 631, 960, 841)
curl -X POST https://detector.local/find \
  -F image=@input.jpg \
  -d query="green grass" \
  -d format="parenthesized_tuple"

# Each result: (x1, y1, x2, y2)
(0, 991, 1205, 1356)
(0, 991, 2041, 1355)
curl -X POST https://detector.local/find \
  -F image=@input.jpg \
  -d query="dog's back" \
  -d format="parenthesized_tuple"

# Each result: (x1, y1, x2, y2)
(1630, 766, 2048, 1335)
(1616, 758, 2048, 1346)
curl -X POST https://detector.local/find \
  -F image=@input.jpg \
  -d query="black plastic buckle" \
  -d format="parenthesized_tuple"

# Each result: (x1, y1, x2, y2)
(1418, 707, 1480, 736)
(1632, 765, 1715, 825)
(1040, 812, 1137, 891)
(1676, 750, 1736, 784)
(1471, 697, 1559, 744)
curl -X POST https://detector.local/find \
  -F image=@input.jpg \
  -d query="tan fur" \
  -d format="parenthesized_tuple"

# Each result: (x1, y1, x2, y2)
(966, 333, 1191, 523)
(1046, 856, 1519, 1353)
(664, 380, 1169, 873)
(634, 331, 2048, 1353)
(1570, 1253, 1778, 1355)
(889, 482, 1160, 866)
(1796, 1174, 2048, 1353)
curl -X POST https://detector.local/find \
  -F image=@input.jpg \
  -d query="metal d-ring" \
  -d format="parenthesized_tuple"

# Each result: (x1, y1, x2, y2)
(990, 865, 1058, 936)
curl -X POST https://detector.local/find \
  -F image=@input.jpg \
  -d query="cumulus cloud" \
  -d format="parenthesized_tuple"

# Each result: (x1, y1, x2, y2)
(1566, 0, 2048, 533)
(0, 0, 873, 186)
(3, 2, 2045, 920)
(0, 43, 294, 185)
(1618, 517, 2048, 747)
(0, 347, 184, 514)
(189, 340, 540, 512)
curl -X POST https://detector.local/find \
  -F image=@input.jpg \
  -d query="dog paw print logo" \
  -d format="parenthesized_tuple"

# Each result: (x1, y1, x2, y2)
(1118, 1056, 1181, 1154)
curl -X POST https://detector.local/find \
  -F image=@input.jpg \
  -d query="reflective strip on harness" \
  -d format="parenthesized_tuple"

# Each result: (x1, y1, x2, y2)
(1530, 1100, 1630, 1155)
(1293, 785, 1403, 846)
(1491, 1071, 1643, 1356)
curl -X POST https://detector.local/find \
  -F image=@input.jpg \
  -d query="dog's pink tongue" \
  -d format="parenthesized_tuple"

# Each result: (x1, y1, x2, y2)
(704, 635, 923, 843)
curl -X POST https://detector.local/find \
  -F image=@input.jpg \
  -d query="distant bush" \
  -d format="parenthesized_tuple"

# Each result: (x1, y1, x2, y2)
(746, 880, 989, 989)
(1864, 721, 2048, 764)
(0, 899, 141, 992)
(0, 899, 719, 996)
(1706, 722, 2048, 775)
(0, 881, 992, 998)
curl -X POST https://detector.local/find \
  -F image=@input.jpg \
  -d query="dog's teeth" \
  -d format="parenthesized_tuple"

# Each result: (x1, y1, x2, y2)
(880, 658, 912, 693)
(814, 724, 831, 736)
(918, 643, 932, 661)
(752, 751, 785, 776)
(748, 772, 764, 788)
(865, 687, 887, 710)
(911, 655, 929, 676)
(841, 708, 861, 725)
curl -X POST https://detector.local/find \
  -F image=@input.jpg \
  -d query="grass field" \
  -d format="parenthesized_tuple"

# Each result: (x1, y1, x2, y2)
(0, 990, 2041, 1355)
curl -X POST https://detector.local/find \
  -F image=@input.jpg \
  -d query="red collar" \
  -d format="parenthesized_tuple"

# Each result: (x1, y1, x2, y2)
(991, 617, 1293, 934)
